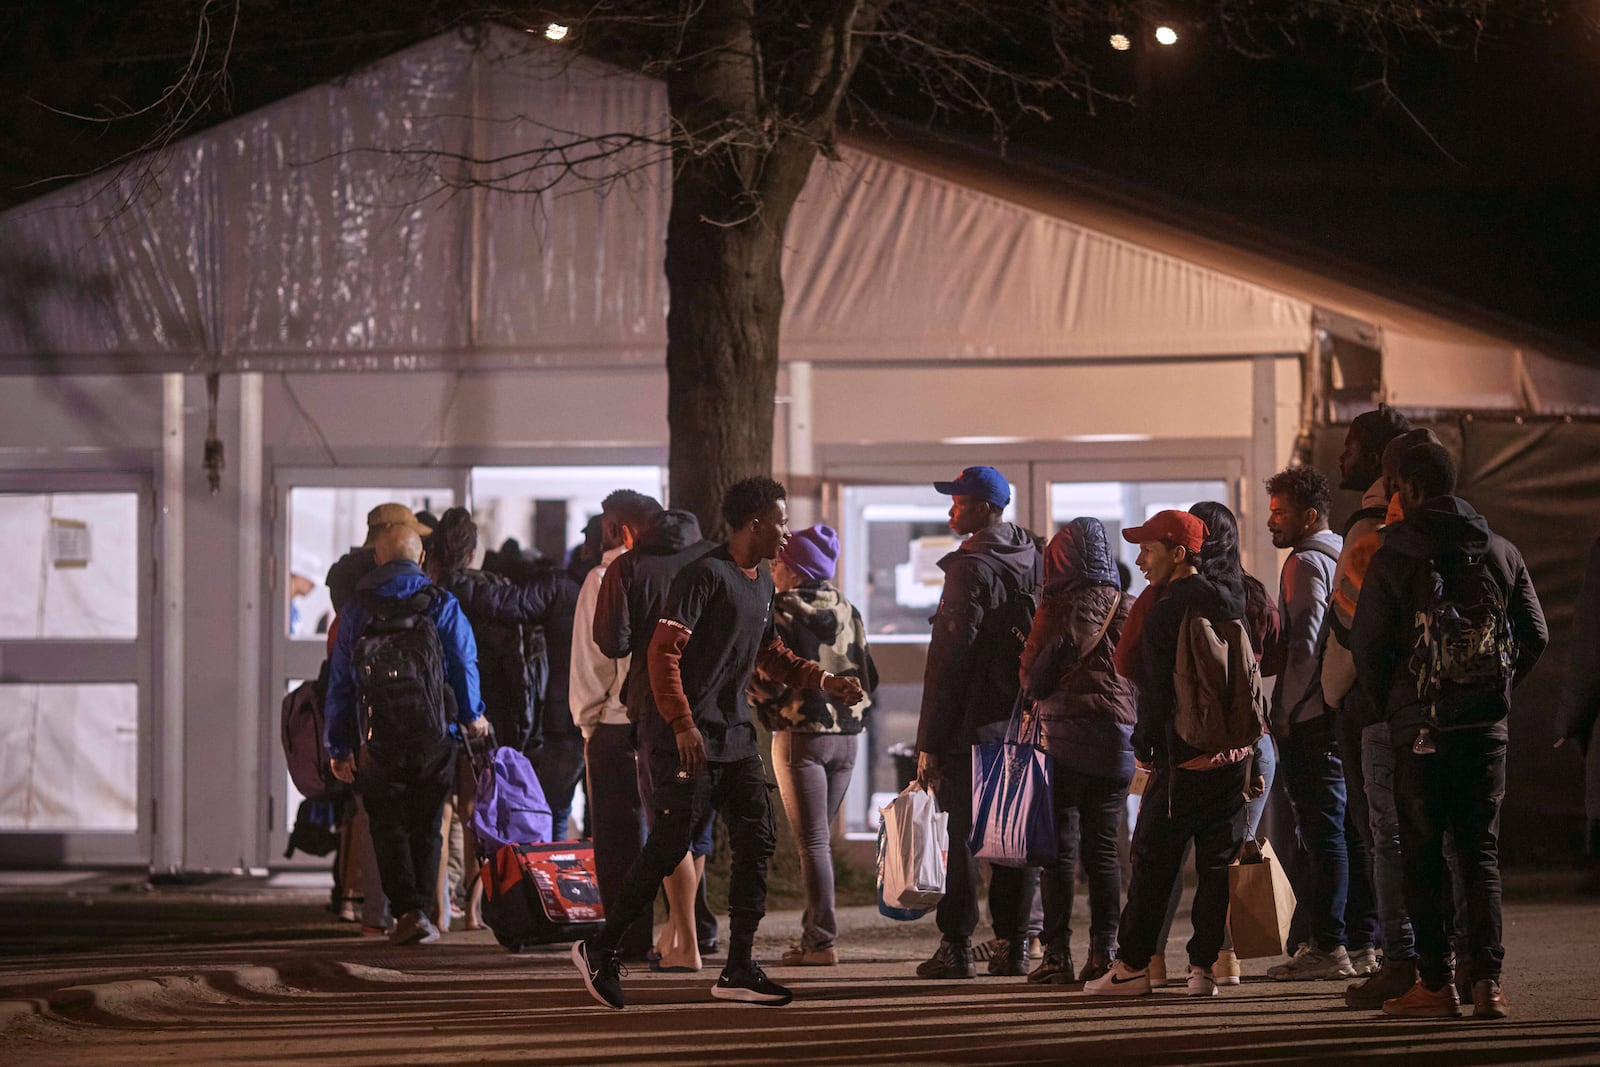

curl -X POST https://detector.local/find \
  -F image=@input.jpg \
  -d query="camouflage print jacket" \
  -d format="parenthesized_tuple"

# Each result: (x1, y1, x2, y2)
(749, 583, 877, 734)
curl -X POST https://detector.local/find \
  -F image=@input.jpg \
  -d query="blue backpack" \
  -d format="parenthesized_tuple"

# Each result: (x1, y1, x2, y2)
(471, 746, 554, 854)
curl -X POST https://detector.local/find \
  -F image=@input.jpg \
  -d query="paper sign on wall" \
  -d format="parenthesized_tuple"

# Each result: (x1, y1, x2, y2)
(50, 517, 90, 569)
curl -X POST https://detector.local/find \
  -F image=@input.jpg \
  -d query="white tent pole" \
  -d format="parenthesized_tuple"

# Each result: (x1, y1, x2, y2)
(235, 372, 264, 871)
(156, 373, 186, 874)
(785, 361, 816, 528)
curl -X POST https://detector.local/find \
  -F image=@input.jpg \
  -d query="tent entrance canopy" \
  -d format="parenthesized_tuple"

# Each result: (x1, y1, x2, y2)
(0, 24, 1558, 412)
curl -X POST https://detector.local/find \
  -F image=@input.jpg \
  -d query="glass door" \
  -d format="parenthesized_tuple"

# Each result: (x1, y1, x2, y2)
(0, 473, 154, 865)
(266, 468, 466, 863)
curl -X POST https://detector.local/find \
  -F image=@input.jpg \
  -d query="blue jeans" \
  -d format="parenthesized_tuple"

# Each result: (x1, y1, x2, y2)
(1280, 715, 1350, 951)
(1361, 722, 1417, 961)
(1245, 735, 1277, 841)
(771, 730, 857, 951)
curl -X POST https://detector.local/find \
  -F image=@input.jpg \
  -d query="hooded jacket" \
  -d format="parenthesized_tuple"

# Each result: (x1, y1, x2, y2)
(435, 565, 578, 754)
(1132, 570, 1248, 768)
(749, 582, 879, 734)
(1018, 518, 1137, 781)
(323, 559, 484, 763)
(915, 521, 1041, 754)
(326, 546, 377, 617)
(593, 509, 716, 745)
(1351, 495, 1546, 742)
(1271, 528, 1343, 733)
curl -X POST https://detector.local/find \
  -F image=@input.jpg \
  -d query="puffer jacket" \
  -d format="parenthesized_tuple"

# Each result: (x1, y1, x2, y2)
(750, 583, 878, 734)
(1018, 518, 1137, 783)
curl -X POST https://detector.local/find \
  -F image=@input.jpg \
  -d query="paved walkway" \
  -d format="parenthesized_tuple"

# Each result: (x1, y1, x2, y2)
(1, 876, 1597, 1065)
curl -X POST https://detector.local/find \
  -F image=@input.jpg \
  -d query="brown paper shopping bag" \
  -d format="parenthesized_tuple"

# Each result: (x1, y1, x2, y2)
(1227, 837, 1298, 961)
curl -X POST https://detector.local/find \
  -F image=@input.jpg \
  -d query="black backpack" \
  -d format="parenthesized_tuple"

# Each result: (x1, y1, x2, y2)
(970, 554, 1040, 705)
(354, 586, 451, 763)
(1410, 551, 1516, 730)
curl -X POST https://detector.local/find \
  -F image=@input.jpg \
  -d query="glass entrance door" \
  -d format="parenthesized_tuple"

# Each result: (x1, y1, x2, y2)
(0, 473, 154, 865)
(267, 469, 466, 863)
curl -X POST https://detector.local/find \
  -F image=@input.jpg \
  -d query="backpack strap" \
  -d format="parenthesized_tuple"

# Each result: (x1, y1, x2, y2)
(1342, 505, 1388, 538)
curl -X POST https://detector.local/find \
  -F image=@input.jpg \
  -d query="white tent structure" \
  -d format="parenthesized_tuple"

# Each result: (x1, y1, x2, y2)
(0, 27, 1587, 872)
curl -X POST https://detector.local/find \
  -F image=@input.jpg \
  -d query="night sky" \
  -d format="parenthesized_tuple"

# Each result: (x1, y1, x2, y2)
(2, 3, 1595, 356)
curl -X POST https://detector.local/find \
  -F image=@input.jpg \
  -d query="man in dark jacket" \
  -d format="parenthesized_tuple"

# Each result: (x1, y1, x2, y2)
(913, 465, 1041, 980)
(1352, 442, 1546, 1020)
(1085, 510, 1252, 999)
(593, 503, 721, 960)
(326, 525, 487, 947)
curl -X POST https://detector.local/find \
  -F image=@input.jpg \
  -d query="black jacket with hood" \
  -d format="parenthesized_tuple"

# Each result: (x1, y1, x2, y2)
(1019, 518, 1137, 781)
(1133, 570, 1248, 768)
(436, 566, 578, 754)
(1351, 495, 1546, 743)
(915, 521, 1041, 755)
(593, 509, 716, 745)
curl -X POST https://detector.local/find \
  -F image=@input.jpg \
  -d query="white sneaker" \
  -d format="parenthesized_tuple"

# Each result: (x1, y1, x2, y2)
(1186, 965, 1218, 997)
(1083, 959, 1151, 996)
(1348, 945, 1381, 977)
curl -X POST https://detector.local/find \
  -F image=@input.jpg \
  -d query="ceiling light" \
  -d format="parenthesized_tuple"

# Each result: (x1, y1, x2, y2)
(1154, 25, 1178, 46)
(1109, 34, 1131, 51)
(544, 23, 570, 42)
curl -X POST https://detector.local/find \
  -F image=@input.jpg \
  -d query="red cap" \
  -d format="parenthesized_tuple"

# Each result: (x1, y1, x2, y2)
(1122, 510, 1208, 554)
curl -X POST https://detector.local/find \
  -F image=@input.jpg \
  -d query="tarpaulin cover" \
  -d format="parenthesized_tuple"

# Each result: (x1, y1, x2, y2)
(1317, 416, 1600, 864)
(0, 26, 1319, 374)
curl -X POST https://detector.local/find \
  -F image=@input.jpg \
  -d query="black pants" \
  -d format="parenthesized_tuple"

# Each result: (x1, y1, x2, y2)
(1041, 768, 1126, 959)
(357, 747, 454, 918)
(635, 738, 720, 947)
(597, 752, 774, 954)
(585, 723, 651, 958)
(1117, 761, 1246, 970)
(1394, 729, 1507, 986)
(931, 751, 981, 944)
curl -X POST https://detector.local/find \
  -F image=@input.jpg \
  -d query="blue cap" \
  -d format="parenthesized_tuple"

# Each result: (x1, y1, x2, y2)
(933, 466, 1010, 508)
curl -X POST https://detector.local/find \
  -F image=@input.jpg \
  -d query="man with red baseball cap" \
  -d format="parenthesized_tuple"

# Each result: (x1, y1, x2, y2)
(1085, 508, 1253, 999)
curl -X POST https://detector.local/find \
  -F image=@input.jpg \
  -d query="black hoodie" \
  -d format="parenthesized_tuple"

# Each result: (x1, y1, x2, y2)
(593, 509, 716, 743)
(1132, 571, 1247, 767)
(1351, 495, 1546, 743)
(915, 521, 1041, 754)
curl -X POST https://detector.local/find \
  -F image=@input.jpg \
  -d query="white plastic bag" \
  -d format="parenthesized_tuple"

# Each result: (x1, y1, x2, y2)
(879, 784, 949, 912)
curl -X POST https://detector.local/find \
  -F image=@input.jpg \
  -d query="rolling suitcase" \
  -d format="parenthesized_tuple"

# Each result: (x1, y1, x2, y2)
(481, 841, 606, 951)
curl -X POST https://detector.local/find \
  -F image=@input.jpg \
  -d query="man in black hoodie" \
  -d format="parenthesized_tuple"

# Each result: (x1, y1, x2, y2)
(1085, 510, 1251, 999)
(1352, 442, 1546, 1020)
(593, 503, 721, 962)
(914, 465, 1042, 980)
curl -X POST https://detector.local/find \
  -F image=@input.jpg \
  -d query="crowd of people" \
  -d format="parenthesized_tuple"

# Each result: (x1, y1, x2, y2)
(317, 406, 1561, 1022)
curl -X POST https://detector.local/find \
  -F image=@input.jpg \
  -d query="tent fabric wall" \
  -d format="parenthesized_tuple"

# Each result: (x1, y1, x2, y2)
(1316, 416, 1600, 865)
(2, 28, 1315, 374)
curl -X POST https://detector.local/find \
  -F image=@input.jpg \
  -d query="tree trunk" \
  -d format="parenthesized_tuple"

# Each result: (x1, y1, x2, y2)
(663, 143, 813, 537)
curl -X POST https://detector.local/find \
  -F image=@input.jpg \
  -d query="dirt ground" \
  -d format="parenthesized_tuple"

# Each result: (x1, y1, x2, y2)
(1, 872, 1597, 1066)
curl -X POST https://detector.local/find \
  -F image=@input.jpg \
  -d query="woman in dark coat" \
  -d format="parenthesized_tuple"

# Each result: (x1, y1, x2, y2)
(1014, 516, 1138, 984)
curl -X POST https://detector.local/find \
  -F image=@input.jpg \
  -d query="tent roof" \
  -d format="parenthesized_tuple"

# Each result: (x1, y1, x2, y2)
(0, 26, 1584, 411)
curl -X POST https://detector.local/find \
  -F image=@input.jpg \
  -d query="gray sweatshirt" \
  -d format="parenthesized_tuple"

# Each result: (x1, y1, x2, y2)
(1272, 528, 1343, 731)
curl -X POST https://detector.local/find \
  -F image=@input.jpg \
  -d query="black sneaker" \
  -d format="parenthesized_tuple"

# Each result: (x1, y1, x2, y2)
(1027, 948, 1075, 985)
(572, 939, 626, 1010)
(988, 939, 1031, 977)
(711, 961, 793, 1005)
(917, 939, 977, 979)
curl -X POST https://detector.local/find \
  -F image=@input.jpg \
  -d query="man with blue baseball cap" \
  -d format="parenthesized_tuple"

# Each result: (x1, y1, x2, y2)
(914, 465, 1043, 979)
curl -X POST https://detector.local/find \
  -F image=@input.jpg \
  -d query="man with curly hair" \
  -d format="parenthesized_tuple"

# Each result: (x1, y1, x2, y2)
(572, 476, 865, 1010)
(1263, 465, 1369, 982)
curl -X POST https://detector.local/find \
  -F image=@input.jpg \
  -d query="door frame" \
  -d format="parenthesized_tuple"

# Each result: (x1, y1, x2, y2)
(0, 469, 156, 866)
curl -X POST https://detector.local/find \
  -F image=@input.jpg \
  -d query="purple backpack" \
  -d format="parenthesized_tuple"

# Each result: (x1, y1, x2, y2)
(281, 672, 343, 802)
(471, 746, 553, 854)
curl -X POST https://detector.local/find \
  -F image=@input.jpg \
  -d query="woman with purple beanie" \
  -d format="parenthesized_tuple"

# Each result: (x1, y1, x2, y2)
(749, 525, 878, 966)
